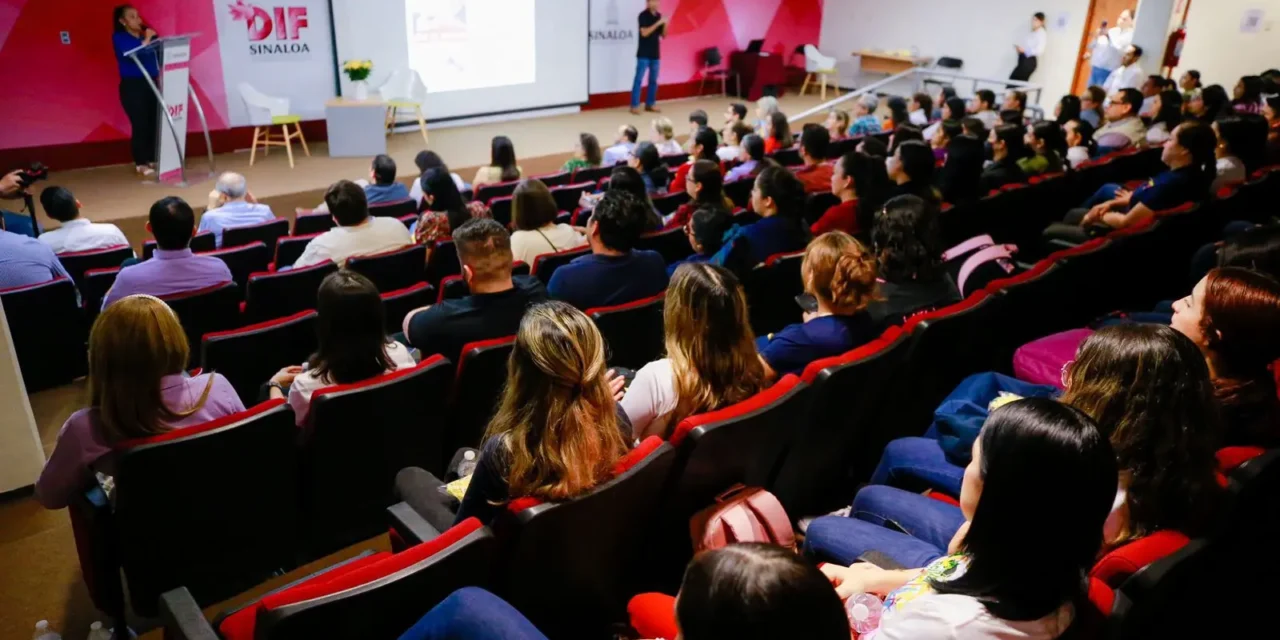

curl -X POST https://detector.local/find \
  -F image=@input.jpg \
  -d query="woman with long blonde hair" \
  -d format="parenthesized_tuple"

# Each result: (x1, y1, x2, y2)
(622, 263, 768, 441)
(35, 295, 244, 509)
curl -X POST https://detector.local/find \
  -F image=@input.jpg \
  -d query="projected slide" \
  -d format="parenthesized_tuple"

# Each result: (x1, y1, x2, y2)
(406, 0, 536, 94)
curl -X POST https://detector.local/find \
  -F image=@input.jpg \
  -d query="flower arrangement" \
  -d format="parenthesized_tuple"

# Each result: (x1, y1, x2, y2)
(343, 59, 373, 82)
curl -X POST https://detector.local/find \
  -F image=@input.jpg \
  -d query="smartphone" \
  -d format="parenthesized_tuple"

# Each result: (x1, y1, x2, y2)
(794, 293, 819, 313)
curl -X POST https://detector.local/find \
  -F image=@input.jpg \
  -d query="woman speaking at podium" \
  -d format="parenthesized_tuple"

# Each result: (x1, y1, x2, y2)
(113, 5, 160, 176)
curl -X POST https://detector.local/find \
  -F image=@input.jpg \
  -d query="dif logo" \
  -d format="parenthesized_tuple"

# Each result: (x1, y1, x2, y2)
(228, 0, 312, 54)
(167, 103, 185, 119)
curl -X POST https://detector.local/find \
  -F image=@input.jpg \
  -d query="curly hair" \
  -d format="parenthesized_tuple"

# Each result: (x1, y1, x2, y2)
(871, 194, 943, 283)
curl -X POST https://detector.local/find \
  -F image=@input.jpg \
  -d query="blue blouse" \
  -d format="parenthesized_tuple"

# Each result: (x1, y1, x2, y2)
(113, 31, 159, 78)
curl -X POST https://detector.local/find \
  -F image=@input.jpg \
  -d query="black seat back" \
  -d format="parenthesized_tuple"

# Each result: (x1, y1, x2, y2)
(474, 180, 521, 203)
(449, 337, 515, 455)
(425, 239, 460, 286)
(725, 178, 753, 208)
(488, 196, 514, 228)
(532, 171, 573, 188)
(742, 251, 804, 336)
(531, 246, 591, 284)
(652, 191, 690, 215)
(222, 218, 290, 255)
(159, 282, 242, 366)
(275, 234, 320, 269)
(57, 245, 134, 292)
(346, 244, 426, 292)
(573, 164, 618, 185)
(144, 232, 215, 259)
(381, 282, 435, 335)
(588, 292, 666, 370)
(368, 199, 418, 219)
(206, 242, 271, 294)
(243, 262, 338, 324)
(804, 192, 840, 226)
(0, 277, 86, 391)
(551, 182, 596, 213)
(293, 212, 335, 236)
(201, 311, 319, 405)
(636, 227, 694, 264)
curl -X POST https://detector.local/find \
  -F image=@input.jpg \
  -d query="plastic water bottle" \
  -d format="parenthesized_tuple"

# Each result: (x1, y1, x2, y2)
(456, 450, 477, 478)
(87, 622, 114, 640)
(846, 593, 884, 635)
(32, 620, 60, 640)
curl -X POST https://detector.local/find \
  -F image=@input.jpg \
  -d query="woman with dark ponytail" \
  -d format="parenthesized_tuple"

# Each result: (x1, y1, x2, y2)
(758, 231, 880, 377)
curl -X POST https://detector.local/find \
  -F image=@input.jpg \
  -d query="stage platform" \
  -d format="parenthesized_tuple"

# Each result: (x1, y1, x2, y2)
(37, 94, 831, 251)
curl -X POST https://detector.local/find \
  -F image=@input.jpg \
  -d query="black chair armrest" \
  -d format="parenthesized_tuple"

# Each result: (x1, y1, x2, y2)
(388, 501, 441, 548)
(160, 587, 219, 640)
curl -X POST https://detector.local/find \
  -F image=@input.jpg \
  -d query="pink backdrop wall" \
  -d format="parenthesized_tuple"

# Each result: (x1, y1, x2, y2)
(0, 0, 229, 151)
(655, 0, 824, 85)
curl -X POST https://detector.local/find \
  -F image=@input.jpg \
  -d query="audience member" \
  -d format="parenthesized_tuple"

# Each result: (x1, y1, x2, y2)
(1046, 121, 1215, 242)
(1054, 94, 1082, 125)
(1232, 76, 1265, 115)
(1064, 119, 1097, 168)
(199, 172, 277, 247)
(887, 140, 940, 206)
(363, 154, 412, 205)
(509, 179, 586, 264)
(294, 181, 412, 268)
(602, 125, 640, 166)
(812, 151, 889, 236)
(37, 186, 130, 254)
(1102, 44, 1144, 93)
(547, 189, 668, 309)
(35, 294, 244, 508)
(723, 102, 748, 132)
(932, 86, 958, 120)
(473, 136, 522, 188)
(754, 96, 780, 132)
(629, 141, 672, 196)
(1172, 267, 1280, 446)
(866, 195, 960, 327)
(1095, 88, 1147, 152)
(412, 167, 485, 250)
(103, 197, 232, 307)
(959, 116, 987, 142)
(651, 117, 684, 156)
(794, 125, 834, 193)
(824, 109, 850, 142)
(725, 133, 766, 183)
(397, 301, 631, 528)
(1212, 116, 1256, 190)
(713, 166, 810, 272)
(758, 232, 879, 377)
(1085, 8, 1135, 86)
(812, 399, 1115, 638)
(1189, 84, 1230, 124)
(1180, 69, 1203, 100)
(923, 97, 968, 141)
(0, 213, 73, 290)
(848, 94, 882, 137)
(930, 121, 963, 161)
(1018, 121, 1067, 176)
(561, 132, 603, 172)
(683, 110, 711, 153)
(1080, 85, 1106, 128)
(405, 218, 547, 364)
(908, 92, 933, 126)
(666, 159, 732, 230)
(764, 112, 794, 155)
(718, 121, 754, 163)
(673, 127, 723, 190)
(668, 206, 731, 275)
(1145, 89, 1184, 145)
(888, 124, 924, 155)
(1002, 90, 1027, 119)
(1138, 75, 1163, 118)
(408, 150, 467, 204)
(604, 166, 665, 229)
(969, 90, 1000, 130)
(998, 109, 1024, 126)
(886, 96, 912, 131)
(937, 134, 987, 204)
(622, 262, 766, 440)
(1265, 95, 1280, 162)
(269, 270, 416, 426)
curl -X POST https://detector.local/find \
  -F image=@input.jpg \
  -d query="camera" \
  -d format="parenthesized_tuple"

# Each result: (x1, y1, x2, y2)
(16, 162, 49, 188)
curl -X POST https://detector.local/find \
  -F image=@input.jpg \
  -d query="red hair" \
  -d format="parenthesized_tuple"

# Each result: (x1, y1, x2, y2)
(1202, 267, 1280, 445)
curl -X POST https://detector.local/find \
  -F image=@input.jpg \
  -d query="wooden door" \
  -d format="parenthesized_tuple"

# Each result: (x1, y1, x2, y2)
(1071, 0, 1140, 95)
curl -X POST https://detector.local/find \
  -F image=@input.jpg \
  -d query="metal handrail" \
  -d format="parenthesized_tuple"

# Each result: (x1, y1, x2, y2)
(788, 66, 1043, 124)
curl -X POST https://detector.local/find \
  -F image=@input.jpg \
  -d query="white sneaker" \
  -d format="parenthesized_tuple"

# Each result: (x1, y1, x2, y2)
(136, 165, 155, 176)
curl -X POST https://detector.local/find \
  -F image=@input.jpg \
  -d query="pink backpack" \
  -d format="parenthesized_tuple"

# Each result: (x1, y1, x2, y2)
(1013, 328, 1094, 389)
(690, 485, 795, 552)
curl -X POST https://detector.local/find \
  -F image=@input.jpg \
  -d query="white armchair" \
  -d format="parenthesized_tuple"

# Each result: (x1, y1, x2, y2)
(376, 68, 429, 144)
(801, 45, 840, 101)
(238, 82, 309, 167)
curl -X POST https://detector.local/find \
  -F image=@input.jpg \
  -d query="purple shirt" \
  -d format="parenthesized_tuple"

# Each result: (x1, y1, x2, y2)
(102, 248, 233, 309)
(35, 373, 245, 509)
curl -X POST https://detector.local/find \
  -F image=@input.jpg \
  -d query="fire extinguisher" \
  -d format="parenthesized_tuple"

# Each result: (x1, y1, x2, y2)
(1162, 24, 1187, 72)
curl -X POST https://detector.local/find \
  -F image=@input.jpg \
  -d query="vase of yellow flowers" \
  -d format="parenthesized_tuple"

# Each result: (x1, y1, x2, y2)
(343, 59, 373, 100)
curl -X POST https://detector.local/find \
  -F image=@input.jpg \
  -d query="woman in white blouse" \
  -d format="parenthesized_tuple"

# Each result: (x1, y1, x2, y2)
(621, 262, 768, 441)
(508, 178, 586, 265)
(1145, 89, 1183, 146)
(651, 117, 685, 156)
(268, 271, 417, 426)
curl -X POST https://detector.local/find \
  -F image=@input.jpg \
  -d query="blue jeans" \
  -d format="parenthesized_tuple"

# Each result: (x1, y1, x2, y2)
(802, 486, 966, 567)
(1081, 183, 1123, 208)
(869, 437, 965, 496)
(631, 57, 660, 108)
(399, 588, 548, 640)
(1088, 66, 1112, 88)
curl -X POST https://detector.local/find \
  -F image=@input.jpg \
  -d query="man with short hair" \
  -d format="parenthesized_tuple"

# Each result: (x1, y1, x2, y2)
(725, 133, 766, 183)
(364, 154, 411, 205)
(970, 90, 1000, 130)
(547, 190, 668, 309)
(1003, 91, 1027, 118)
(199, 172, 277, 247)
(1096, 88, 1148, 153)
(794, 125, 833, 193)
(848, 94, 882, 137)
(293, 180, 412, 268)
(684, 109, 712, 152)
(602, 125, 640, 166)
(724, 103, 748, 128)
(1138, 75, 1163, 118)
(37, 186, 130, 253)
(1103, 45, 1145, 94)
(404, 218, 546, 364)
(0, 214, 73, 290)
(102, 196, 232, 308)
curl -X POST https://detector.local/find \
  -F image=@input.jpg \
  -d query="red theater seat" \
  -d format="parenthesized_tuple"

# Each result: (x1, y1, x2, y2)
(206, 241, 271, 294)
(367, 198, 418, 219)
(636, 226, 694, 264)
(158, 281, 241, 367)
(381, 282, 435, 335)
(425, 238, 460, 285)
(56, 245, 133, 292)
(201, 310, 318, 405)
(222, 218, 290, 255)
(274, 233, 321, 269)
(242, 261, 338, 324)
(587, 292, 665, 370)
(144, 232, 215, 260)
(530, 245, 591, 285)
(448, 336, 516, 457)
(346, 243, 426, 292)
(0, 277, 86, 391)
(292, 211, 335, 236)
(742, 251, 805, 337)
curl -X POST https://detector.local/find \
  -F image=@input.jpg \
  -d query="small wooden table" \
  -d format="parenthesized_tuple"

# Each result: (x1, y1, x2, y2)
(856, 50, 933, 75)
(324, 98, 387, 158)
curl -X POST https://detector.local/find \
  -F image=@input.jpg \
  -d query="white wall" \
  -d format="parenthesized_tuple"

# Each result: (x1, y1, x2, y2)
(1174, 0, 1280, 88)
(0, 301, 46, 494)
(819, 0, 1090, 109)
(1130, 0, 1176, 71)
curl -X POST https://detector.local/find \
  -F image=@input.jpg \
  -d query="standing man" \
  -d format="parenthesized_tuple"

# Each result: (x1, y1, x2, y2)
(1010, 12, 1047, 83)
(630, 0, 667, 116)
(1103, 45, 1145, 94)
(1083, 10, 1135, 89)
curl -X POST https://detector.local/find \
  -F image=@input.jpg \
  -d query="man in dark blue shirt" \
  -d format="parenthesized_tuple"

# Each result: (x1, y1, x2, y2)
(630, 0, 668, 115)
(364, 154, 412, 205)
(548, 190, 668, 310)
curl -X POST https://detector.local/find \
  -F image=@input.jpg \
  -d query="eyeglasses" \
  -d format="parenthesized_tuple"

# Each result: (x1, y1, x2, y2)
(1060, 360, 1074, 389)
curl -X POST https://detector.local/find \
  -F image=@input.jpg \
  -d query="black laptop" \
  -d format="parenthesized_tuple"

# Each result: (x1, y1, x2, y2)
(745, 39, 765, 54)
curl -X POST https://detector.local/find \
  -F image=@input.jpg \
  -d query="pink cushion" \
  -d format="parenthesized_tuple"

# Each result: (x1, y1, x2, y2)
(1012, 328, 1093, 389)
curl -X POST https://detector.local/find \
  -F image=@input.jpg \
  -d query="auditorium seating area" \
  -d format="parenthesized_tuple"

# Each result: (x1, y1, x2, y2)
(6, 73, 1280, 639)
